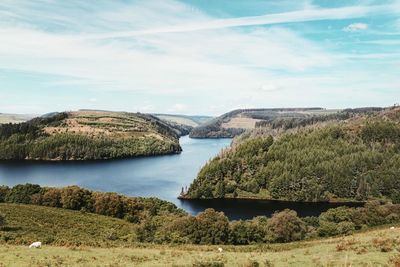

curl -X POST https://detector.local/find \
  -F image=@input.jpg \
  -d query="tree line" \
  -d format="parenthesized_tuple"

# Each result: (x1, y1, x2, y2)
(2, 184, 400, 245)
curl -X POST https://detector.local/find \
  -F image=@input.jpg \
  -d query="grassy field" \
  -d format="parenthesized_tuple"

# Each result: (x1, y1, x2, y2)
(1, 226, 400, 266)
(1, 203, 400, 266)
(0, 203, 136, 247)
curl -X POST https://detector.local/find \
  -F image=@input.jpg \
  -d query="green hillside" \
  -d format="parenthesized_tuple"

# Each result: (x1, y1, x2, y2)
(1, 203, 400, 266)
(0, 110, 186, 160)
(189, 107, 344, 138)
(184, 107, 400, 202)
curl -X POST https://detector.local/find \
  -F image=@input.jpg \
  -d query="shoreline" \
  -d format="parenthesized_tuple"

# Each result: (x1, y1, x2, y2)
(178, 195, 366, 204)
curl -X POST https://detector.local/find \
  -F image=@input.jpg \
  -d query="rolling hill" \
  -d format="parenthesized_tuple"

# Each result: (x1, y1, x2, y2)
(0, 110, 187, 160)
(189, 108, 341, 138)
(153, 113, 213, 127)
(1, 203, 399, 266)
(184, 107, 400, 202)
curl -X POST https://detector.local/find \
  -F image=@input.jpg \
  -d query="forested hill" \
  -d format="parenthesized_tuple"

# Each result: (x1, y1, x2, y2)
(184, 106, 400, 203)
(0, 110, 186, 160)
(189, 107, 342, 138)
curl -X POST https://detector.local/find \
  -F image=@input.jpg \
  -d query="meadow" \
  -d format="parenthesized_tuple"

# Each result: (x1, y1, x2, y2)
(1, 203, 400, 266)
(1, 226, 400, 266)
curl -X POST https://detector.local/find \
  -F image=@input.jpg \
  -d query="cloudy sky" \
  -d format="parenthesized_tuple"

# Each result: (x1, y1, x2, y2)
(0, 0, 399, 115)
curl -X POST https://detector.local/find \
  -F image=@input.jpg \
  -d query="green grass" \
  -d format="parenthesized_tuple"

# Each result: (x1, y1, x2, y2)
(1, 226, 400, 266)
(0, 203, 136, 247)
(1, 203, 400, 266)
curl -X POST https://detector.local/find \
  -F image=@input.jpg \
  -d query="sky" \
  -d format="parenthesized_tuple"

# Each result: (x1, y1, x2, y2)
(0, 0, 399, 116)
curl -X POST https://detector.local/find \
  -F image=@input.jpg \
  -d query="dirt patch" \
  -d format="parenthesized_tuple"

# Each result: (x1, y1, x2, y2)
(221, 117, 261, 129)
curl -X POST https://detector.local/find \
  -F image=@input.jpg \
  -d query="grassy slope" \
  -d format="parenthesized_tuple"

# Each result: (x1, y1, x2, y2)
(1, 204, 400, 266)
(0, 203, 136, 247)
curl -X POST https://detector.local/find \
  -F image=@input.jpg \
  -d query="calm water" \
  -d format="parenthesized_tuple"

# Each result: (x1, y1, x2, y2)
(0, 136, 363, 219)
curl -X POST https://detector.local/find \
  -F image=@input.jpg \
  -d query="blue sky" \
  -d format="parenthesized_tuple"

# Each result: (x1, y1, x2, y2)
(0, 0, 399, 115)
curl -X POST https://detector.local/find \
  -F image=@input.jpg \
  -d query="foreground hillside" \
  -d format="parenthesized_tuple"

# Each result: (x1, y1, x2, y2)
(1, 208, 400, 266)
(185, 107, 400, 202)
(3, 186, 400, 265)
(0, 110, 185, 160)
(189, 107, 341, 138)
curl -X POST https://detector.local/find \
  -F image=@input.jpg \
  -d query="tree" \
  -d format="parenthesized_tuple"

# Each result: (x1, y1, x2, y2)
(195, 209, 230, 244)
(266, 209, 306, 243)
(60, 186, 93, 211)
(5, 184, 41, 204)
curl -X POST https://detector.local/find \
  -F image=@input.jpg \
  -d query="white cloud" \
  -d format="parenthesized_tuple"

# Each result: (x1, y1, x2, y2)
(0, 1, 338, 97)
(0, 0, 399, 114)
(82, 4, 397, 39)
(343, 23, 369, 32)
(89, 98, 97, 102)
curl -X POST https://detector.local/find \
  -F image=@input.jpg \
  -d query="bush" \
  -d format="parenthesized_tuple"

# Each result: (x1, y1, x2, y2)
(195, 209, 230, 244)
(93, 192, 124, 218)
(266, 209, 307, 242)
(0, 186, 10, 202)
(318, 221, 338, 237)
(5, 184, 41, 204)
(228, 220, 265, 244)
(60, 186, 93, 211)
(337, 221, 355, 235)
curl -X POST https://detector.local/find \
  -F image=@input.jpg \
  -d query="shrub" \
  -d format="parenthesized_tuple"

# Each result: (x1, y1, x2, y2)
(195, 209, 230, 244)
(337, 221, 355, 235)
(266, 209, 307, 242)
(228, 220, 265, 244)
(93, 192, 124, 218)
(318, 221, 338, 237)
(41, 188, 62, 207)
(5, 184, 41, 204)
(60, 186, 93, 211)
(319, 206, 353, 223)
(0, 186, 10, 202)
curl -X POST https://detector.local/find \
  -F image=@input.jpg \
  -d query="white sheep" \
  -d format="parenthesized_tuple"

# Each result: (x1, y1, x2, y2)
(218, 247, 223, 253)
(390, 226, 395, 230)
(29, 242, 42, 249)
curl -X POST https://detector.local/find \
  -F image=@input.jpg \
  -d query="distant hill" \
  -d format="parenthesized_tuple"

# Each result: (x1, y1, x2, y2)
(184, 106, 400, 202)
(189, 108, 340, 138)
(0, 113, 36, 124)
(0, 110, 186, 160)
(153, 113, 213, 127)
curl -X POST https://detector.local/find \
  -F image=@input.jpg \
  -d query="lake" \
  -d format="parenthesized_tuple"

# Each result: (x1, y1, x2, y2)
(0, 136, 363, 220)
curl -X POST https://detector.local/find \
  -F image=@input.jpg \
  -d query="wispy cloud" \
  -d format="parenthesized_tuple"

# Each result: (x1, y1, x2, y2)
(0, 0, 399, 114)
(343, 23, 369, 32)
(83, 4, 397, 39)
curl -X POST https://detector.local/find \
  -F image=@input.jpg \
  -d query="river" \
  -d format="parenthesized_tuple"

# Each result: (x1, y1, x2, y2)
(0, 136, 362, 220)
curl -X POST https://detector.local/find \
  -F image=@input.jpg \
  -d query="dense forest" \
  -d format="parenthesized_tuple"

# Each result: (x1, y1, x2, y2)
(184, 107, 400, 203)
(2, 184, 400, 245)
(0, 110, 187, 160)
